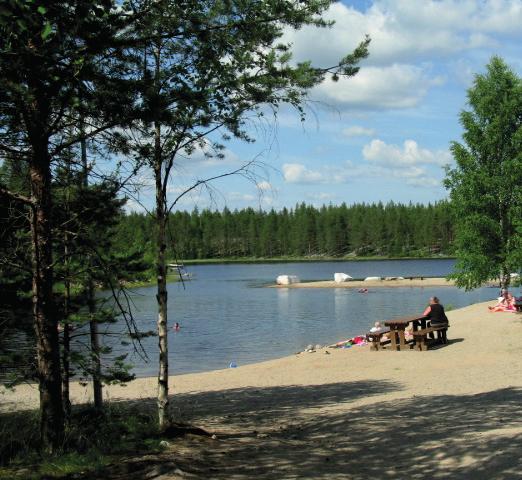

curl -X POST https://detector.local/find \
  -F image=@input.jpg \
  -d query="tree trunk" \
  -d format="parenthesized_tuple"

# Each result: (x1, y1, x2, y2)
(30, 143, 64, 452)
(62, 159, 72, 419)
(500, 267, 510, 290)
(499, 202, 510, 290)
(155, 166, 169, 428)
(153, 42, 169, 429)
(62, 232, 71, 420)
(81, 132, 103, 409)
(88, 278, 103, 408)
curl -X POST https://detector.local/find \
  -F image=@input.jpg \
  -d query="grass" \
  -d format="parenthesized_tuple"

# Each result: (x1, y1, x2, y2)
(0, 403, 164, 479)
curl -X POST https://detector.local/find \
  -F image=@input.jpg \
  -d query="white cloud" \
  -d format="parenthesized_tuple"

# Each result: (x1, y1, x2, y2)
(314, 64, 444, 110)
(283, 0, 522, 69)
(451, 58, 476, 86)
(282, 163, 326, 184)
(362, 139, 452, 167)
(256, 181, 272, 191)
(279, 0, 522, 111)
(164, 184, 206, 206)
(342, 126, 376, 137)
(281, 136, 451, 190)
(281, 161, 367, 185)
(404, 177, 442, 188)
(281, 158, 443, 190)
(378, 166, 442, 188)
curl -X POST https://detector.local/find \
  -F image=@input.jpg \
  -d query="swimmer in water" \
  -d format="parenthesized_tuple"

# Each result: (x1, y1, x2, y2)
(173, 322, 180, 331)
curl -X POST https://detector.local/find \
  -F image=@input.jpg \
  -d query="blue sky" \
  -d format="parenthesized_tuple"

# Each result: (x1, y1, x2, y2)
(129, 0, 522, 213)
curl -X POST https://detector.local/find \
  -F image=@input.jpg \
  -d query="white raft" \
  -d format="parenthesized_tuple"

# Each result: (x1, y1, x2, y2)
(334, 273, 352, 283)
(276, 275, 300, 285)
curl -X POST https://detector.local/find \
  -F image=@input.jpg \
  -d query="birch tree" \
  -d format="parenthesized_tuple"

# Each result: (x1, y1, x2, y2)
(129, 0, 370, 428)
(445, 57, 522, 290)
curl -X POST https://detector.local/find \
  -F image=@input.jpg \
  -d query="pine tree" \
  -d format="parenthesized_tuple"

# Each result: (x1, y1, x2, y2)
(0, 0, 144, 449)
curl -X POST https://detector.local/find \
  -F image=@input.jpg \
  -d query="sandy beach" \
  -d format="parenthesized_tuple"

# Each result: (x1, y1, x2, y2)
(273, 277, 457, 288)
(3, 299, 522, 479)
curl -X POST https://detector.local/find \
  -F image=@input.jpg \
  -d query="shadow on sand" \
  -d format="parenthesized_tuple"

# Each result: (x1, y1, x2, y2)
(89, 380, 522, 480)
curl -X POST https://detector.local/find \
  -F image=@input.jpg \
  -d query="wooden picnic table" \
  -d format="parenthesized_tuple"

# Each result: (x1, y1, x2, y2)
(384, 315, 429, 351)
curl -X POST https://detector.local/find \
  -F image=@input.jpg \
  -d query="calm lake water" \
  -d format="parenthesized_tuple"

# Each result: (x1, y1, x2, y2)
(100, 258, 497, 378)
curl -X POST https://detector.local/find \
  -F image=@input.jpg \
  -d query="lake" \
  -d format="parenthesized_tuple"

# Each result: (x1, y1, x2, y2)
(102, 258, 496, 378)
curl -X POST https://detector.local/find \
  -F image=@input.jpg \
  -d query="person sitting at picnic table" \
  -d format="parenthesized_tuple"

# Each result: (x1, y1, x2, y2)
(404, 324, 414, 341)
(369, 321, 385, 332)
(488, 290, 516, 312)
(422, 296, 449, 326)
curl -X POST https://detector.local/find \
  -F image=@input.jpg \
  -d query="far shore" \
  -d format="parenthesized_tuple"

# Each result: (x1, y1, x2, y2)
(182, 255, 455, 265)
(273, 277, 461, 288)
(123, 257, 457, 289)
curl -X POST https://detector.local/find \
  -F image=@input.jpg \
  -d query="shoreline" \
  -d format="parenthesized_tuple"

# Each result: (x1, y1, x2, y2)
(272, 276, 459, 288)
(123, 257, 458, 290)
(182, 255, 455, 265)
(5, 304, 522, 476)
(1, 299, 514, 414)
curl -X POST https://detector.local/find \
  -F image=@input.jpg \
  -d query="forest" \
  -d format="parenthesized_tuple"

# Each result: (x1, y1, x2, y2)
(114, 201, 455, 263)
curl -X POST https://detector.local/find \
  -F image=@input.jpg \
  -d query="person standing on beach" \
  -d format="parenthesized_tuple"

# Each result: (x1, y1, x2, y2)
(423, 296, 448, 326)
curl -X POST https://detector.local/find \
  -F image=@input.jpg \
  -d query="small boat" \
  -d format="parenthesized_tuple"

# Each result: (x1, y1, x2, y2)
(167, 263, 193, 278)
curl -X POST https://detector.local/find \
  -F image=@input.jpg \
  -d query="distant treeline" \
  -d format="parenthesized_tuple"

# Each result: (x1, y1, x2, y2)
(113, 201, 455, 260)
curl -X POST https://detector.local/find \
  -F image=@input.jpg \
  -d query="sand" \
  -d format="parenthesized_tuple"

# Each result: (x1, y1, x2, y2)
(3, 300, 522, 479)
(273, 277, 457, 288)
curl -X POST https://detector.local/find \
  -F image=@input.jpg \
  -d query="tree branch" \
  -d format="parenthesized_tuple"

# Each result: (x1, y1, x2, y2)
(0, 184, 35, 207)
(166, 158, 257, 216)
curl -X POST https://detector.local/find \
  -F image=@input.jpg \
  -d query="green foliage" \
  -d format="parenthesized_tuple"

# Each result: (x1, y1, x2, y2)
(112, 201, 455, 260)
(50, 174, 148, 389)
(0, 0, 136, 153)
(0, 403, 161, 478)
(129, 0, 370, 207)
(445, 57, 522, 290)
(0, 159, 32, 298)
(0, 162, 149, 389)
(0, 1, 142, 448)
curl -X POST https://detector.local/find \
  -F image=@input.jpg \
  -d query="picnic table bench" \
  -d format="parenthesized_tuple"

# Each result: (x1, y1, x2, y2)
(412, 324, 449, 351)
(379, 315, 449, 351)
(384, 315, 428, 351)
(366, 329, 391, 351)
